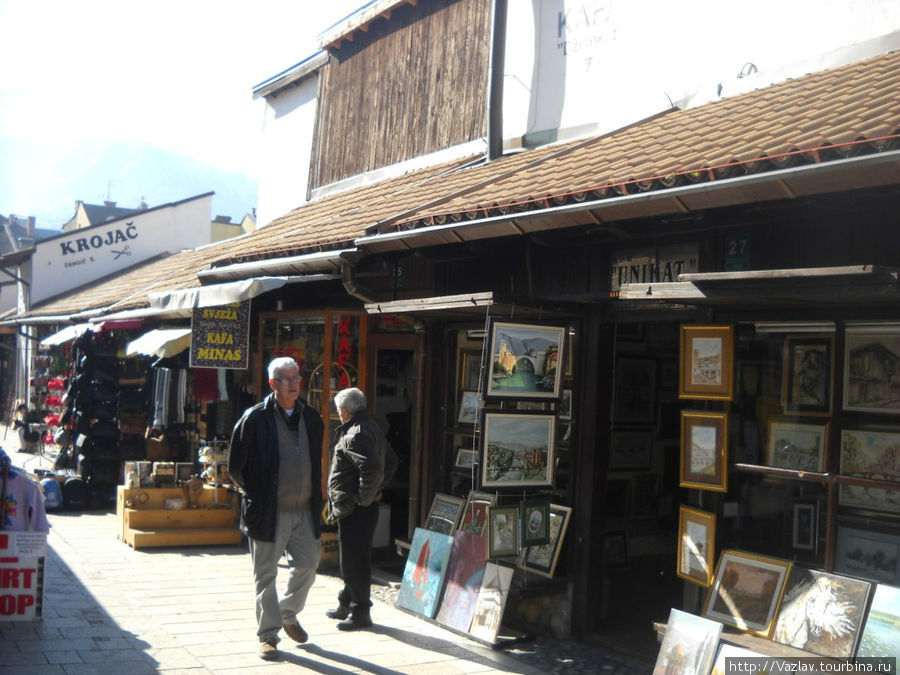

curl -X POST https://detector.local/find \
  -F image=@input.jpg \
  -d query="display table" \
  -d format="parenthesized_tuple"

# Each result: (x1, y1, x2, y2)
(116, 486, 241, 549)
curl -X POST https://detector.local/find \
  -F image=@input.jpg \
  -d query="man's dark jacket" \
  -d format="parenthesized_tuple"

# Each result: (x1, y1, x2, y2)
(328, 410, 396, 520)
(228, 393, 325, 541)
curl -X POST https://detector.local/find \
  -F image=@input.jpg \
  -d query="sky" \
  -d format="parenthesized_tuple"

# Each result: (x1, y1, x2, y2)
(0, 0, 363, 229)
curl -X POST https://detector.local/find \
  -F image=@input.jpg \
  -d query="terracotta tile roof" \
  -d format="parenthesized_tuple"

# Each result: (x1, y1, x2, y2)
(369, 49, 900, 232)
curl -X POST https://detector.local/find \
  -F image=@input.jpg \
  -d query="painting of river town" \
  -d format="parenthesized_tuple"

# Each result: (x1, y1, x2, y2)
(481, 412, 555, 488)
(485, 321, 566, 399)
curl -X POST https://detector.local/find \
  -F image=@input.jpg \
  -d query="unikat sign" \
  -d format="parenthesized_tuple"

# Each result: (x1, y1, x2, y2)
(190, 300, 250, 369)
(0, 532, 44, 621)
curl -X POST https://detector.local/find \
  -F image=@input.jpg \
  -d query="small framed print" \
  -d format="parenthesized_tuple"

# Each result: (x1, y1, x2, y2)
(481, 411, 555, 489)
(487, 505, 519, 558)
(425, 493, 466, 535)
(677, 506, 715, 586)
(782, 335, 833, 416)
(484, 320, 566, 400)
(791, 501, 817, 551)
(459, 490, 497, 537)
(457, 390, 482, 425)
(765, 420, 827, 472)
(703, 549, 792, 638)
(517, 503, 572, 578)
(679, 324, 735, 401)
(680, 411, 728, 492)
(520, 497, 551, 546)
(455, 447, 478, 470)
(844, 324, 900, 414)
(603, 530, 629, 569)
(458, 350, 482, 393)
(839, 428, 900, 515)
(558, 389, 573, 421)
(609, 428, 653, 471)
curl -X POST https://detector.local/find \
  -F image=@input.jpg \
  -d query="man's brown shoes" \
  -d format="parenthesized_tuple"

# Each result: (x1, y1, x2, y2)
(258, 640, 278, 660)
(284, 622, 309, 644)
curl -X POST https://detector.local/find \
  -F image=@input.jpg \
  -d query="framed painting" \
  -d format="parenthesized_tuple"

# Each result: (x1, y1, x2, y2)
(702, 549, 792, 638)
(487, 505, 519, 558)
(765, 420, 828, 472)
(791, 501, 817, 551)
(654, 608, 723, 675)
(680, 411, 728, 492)
(455, 447, 478, 470)
(772, 567, 872, 658)
(397, 527, 454, 618)
(484, 320, 566, 400)
(481, 411, 555, 489)
(458, 490, 498, 537)
(424, 493, 466, 536)
(468, 562, 514, 644)
(613, 357, 656, 423)
(844, 324, 900, 414)
(558, 388, 573, 421)
(435, 530, 488, 633)
(782, 335, 834, 416)
(520, 497, 551, 546)
(679, 324, 735, 401)
(517, 503, 572, 579)
(457, 390, 482, 426)
(458, 349, 482, 393)
(839, 428, 900, 515)
(609, 428, 653, 471)
(603, 530, 628, 569)
(857, 583, 900, 661)
(677, 505, 716, 586)
(835, 523, 900, 585)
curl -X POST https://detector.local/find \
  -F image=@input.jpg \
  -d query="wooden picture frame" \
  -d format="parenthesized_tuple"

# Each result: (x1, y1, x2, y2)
(458, 349, 482, 393)
(424, 493, 466, 536)
(680, 411, 728, 492)
(609, 428, 653, 472)
(765, 420, 828, 472)
(517, 503, 572, 579)
(844, 324, 900, 414)
(679, 324, 735, 400)
(614, 357, 656, 422)
(839, 428, 900, 515)
(484, 320, 566, 400)
(703, 549, 792, 638)
(481, 411, 555, 489)
(603, 530, 629, 569)
(458, 490, 498, 537)
(835, 522, 900, 585)
(791, 501, 818, 551)
(457, 390, 482, 426)
(677, 505, 716, 586)
(782, 335, 833, 416)
(487, 505, 519, 558)
(520, 496, 551, 546)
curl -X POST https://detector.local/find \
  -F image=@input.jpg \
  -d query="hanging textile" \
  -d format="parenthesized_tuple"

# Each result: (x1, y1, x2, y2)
(151, 368, 187, 428)
(0, 450, 49, 533)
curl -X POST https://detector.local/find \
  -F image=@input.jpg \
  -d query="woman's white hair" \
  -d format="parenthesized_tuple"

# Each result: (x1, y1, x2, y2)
(334, 387, 367, 414)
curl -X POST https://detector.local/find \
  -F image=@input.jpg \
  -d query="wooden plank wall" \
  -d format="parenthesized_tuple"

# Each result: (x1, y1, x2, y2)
(311, 0, 491, 190)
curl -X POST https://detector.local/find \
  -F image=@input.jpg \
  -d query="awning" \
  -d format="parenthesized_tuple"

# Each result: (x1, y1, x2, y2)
(364, 291, 575, 319)
(126, 328, 192, 358)
(39, 323, 91, 347)
(149, 277, 289, 311)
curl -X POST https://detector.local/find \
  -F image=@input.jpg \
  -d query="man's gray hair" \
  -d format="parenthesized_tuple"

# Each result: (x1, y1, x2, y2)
(268, 357, 299, 380)
(334, 387, 367, 415)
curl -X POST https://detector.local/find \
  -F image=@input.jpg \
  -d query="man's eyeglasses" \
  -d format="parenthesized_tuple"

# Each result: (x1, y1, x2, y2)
(273, 376, 302, 384)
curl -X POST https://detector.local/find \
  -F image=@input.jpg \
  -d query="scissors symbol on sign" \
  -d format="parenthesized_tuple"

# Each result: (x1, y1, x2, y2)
(112, 245, 132, 260)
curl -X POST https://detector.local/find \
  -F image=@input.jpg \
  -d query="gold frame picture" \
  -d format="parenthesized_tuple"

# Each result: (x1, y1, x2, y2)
(680, 411, 728, 492)
(677, 506, 716, 586)
(679, 324, 735, 400)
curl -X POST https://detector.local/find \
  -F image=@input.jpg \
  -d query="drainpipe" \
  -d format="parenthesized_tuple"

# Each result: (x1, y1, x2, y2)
(486, 0, 508, 160)
(340, 260, 378, 304)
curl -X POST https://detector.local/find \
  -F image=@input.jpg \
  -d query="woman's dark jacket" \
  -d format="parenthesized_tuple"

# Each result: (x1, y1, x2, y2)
(228, 393, 324, 541)
(328, 410, 393, 520)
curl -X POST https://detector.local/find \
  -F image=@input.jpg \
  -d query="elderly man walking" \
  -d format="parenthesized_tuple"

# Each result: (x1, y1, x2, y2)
(228, 357, 325, 660)
(326, 387, 396, 630)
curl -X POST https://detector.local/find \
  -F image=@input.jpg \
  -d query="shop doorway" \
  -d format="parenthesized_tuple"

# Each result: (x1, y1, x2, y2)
(369, 342, 415, 565)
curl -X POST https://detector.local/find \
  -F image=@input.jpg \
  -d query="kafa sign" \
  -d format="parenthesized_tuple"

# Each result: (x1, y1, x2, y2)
(189, 300, 250, 369)
(0, 532, 44, 621)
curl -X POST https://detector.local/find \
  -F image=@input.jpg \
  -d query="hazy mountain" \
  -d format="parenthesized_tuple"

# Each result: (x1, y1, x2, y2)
(0, 140, 258, 230)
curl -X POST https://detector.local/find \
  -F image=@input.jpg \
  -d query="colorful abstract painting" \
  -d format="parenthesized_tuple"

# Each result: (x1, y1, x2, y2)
(396, 527, 453, 618)
(435, 530, 488, 632)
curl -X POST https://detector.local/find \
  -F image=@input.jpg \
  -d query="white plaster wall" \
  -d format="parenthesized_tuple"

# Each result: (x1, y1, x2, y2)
(29, 193, 212, 304)
(255, 76, 320, 228)
(504, 0, 900, 145)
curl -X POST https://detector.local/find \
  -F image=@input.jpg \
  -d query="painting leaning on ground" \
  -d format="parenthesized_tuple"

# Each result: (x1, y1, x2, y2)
(857, 583, 900, 660)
